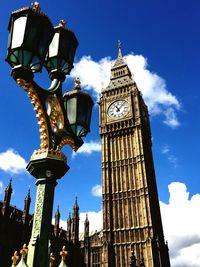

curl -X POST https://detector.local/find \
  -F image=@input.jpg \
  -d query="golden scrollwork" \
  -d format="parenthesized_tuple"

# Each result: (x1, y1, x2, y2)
(47, 95, 64, 133)
(17, 79, 49, 151)
(58, 136, 79, 152)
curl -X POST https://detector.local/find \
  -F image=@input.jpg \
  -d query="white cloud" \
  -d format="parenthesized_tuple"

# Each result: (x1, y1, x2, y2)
(91, 184, 102, 197)
(163, 107, 180, 128)
(53, 210, 103, 234)
(72, 140, 101, 158)
(79, 210, 103, 233)
(71, 53, 181, 128)
(160, 182, 200, 267)
(161, 145, 170, 155)
(0, 149, 27, 174)
(161, 145, 178, 168)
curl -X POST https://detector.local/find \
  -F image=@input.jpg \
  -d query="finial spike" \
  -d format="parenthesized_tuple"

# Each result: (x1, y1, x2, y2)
(117, 40, 123, 59)
(59, 20, 66, 28)
(118, 40, 122, 49)
(32, 2, 41, 12)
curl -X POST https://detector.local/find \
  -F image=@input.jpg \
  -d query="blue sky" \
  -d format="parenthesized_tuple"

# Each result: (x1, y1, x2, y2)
(0, 1, 200, 266)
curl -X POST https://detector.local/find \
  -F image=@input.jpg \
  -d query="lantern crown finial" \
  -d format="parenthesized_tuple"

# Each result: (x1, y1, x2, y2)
(74, 77, 81, 89)
(59, 19, 66, 28)
(32, 2, 41, 12)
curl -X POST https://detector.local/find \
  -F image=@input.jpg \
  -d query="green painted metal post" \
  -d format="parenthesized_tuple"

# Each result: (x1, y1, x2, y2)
(26, 157, 69, 267)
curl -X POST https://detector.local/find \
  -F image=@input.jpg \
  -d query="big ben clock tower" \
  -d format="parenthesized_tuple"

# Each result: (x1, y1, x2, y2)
(99, 43, 171, 267)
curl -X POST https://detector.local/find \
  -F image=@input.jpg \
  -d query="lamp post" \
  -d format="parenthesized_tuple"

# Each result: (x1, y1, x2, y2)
(6, 3, 93, 267)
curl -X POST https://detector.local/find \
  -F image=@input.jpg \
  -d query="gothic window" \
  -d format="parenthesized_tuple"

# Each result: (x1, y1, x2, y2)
(91, 248, 100, 267)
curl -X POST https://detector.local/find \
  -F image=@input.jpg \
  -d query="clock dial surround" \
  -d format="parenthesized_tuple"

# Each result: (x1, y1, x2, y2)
(107, 99, 130, 119)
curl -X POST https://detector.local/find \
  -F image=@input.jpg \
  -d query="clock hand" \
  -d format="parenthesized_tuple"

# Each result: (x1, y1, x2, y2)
(118, 102, 126, 110)
(114, 104, 120, 112)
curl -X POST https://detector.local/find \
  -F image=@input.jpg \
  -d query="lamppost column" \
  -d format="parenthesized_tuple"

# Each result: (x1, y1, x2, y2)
(26, 157, 69, 267)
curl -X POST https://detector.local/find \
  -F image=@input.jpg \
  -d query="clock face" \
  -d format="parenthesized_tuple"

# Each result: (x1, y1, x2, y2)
(107, 100, 130, 119)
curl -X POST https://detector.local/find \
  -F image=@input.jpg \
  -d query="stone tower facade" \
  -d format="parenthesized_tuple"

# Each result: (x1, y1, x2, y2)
(99, 43, 170, 267)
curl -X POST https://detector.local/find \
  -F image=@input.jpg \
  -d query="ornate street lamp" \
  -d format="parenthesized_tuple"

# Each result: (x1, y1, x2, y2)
(6, 3, 93, 267)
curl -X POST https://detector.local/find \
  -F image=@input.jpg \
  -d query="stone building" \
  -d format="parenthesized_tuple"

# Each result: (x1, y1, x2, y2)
(0, 180, 83, 267)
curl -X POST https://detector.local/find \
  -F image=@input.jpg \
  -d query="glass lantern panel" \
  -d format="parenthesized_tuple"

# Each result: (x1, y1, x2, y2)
(66, 98, 77, 125)
(23, 50, 32, 67)
(9, 51, 19, 66)
(11, 16, 27, 49)
(77, 102, 86, 126)
(61, 60, 70, 74)
(49, 32, 59, 58)
(76, 125, 85, 137)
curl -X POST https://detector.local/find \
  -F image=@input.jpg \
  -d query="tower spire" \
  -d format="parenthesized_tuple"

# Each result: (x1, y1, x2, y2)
(54, 205, 60, 237)
(84, 213, 89, 240)
(104, 41, 132, 86)
(2, 178, 13, 216)
(22, 188, 31, 224)
(66, 211, 71, 242)
(71, 196, 79, 244)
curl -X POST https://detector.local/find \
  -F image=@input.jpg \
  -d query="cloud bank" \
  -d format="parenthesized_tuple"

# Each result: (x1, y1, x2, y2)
(91, 184, 102, 197)
(0, 149, 27, 174)
(72, 141, 101, 158)
(160, 182, 200, 267)
(71, 54, 180, 128)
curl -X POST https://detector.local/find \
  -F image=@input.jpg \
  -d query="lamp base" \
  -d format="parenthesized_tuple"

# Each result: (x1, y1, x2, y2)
(27, 154, 69, 180)
(11, 65, 34, 82)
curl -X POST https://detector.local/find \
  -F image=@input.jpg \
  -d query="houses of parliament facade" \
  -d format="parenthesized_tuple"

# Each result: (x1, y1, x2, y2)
(0, 46, 171, 267)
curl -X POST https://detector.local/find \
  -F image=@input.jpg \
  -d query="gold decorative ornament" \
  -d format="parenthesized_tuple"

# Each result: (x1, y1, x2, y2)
(31, 148, 66, 162)
(11, 251, 19, 266)
(49, 252, 55, 267)
(60, 246, 68, 261)
(58, 136, 79, 152)
(20, 244, 28, 259)
(47, 95, 64, 133)
(18, 81, 49, 151)
(74, 77, 81, 89)
(59, 20, 66, 28)
(32, 2, 41, 12)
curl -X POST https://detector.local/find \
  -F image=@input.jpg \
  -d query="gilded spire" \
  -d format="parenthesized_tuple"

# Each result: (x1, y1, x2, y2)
(111, 40, 127, 69)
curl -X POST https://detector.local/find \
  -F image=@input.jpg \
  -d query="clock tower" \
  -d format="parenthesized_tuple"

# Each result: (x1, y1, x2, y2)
(99, 43, 170, 267)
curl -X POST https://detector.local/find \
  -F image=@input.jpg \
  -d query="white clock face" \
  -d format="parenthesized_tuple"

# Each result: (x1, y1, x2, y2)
(107, 100, 130, 119)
